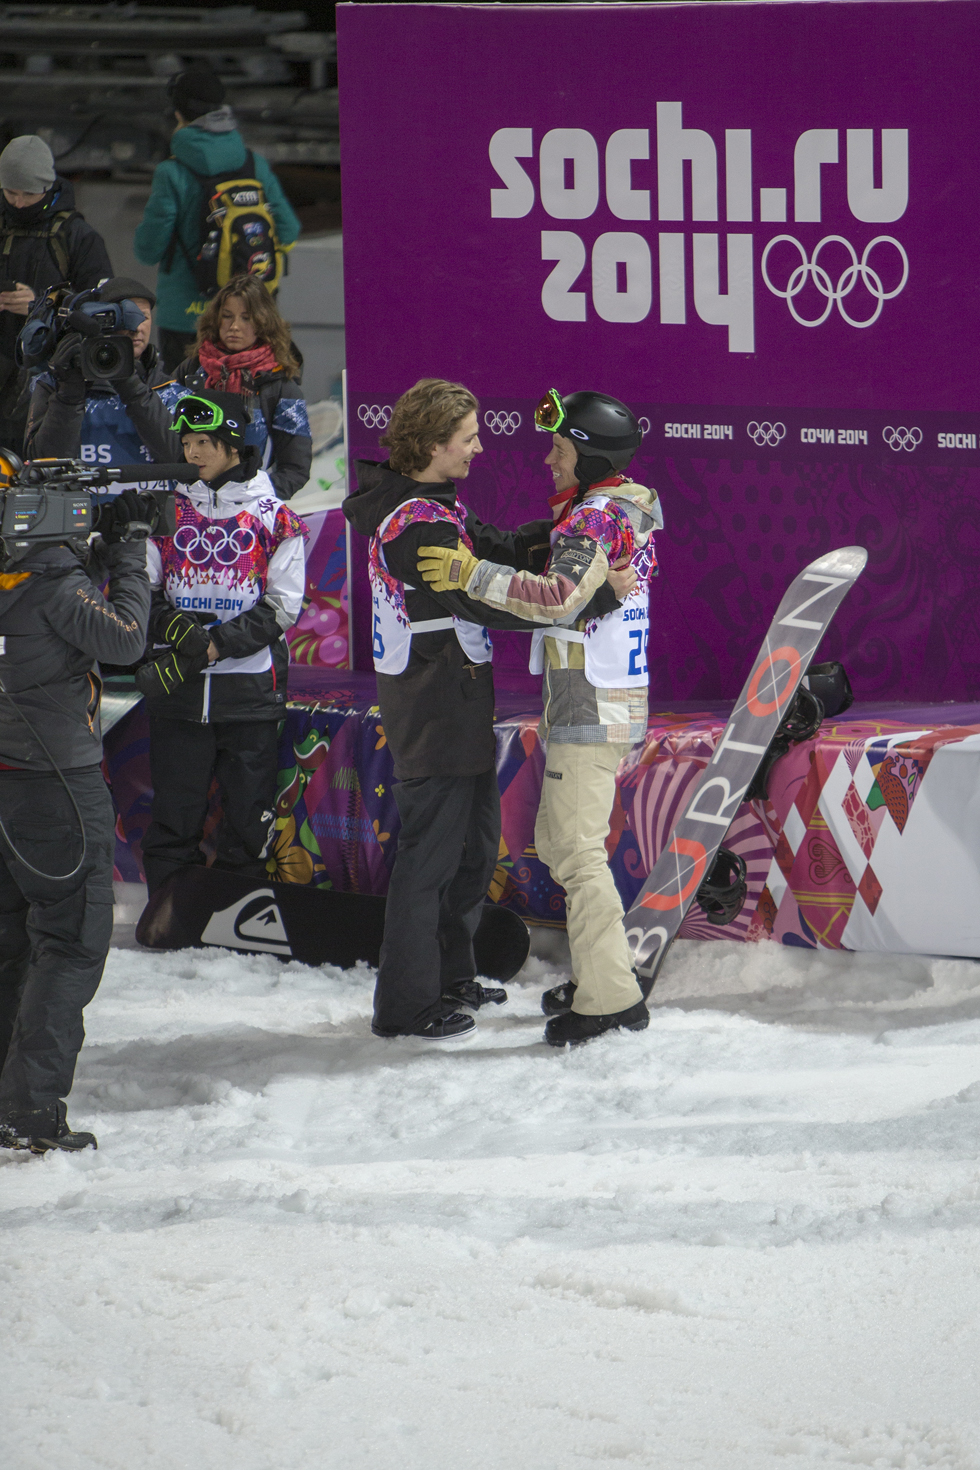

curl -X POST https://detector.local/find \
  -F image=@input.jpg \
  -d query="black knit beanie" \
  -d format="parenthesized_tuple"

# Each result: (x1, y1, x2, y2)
(169, 64, 225, 122)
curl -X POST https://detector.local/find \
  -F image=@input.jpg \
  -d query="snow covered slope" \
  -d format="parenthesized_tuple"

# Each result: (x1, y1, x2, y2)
(4, 919, 980, 1468)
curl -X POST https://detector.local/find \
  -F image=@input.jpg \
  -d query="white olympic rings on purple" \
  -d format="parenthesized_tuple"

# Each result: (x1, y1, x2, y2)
(761, 235, 909, 328)
(174, 523, 257, 566)
(358, 404, 392, 430)
(637, 417, 651, 436)
(483, 410, 522, 435)
(882, 425, 922, 453)
(747, 421, 786, 448)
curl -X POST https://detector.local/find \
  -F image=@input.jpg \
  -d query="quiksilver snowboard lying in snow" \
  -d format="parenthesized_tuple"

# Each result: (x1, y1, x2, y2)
(135, 866, 531, 982)
(624, 545, 868, 990)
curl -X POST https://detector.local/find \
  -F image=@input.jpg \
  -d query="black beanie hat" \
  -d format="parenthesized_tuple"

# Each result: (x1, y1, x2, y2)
(169, 63, 225, 121)
(98, 276, 156, 309)
(172, 389, 251, 449)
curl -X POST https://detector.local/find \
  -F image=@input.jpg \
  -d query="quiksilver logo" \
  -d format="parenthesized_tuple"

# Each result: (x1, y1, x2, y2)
(201, 888, 292, 956)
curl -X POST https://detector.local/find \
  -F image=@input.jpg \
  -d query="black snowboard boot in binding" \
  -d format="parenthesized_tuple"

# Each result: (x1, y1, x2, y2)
(442, 980, 508, 1012)
(544, 1001, 650, 1048)
(0, 1100, 97, 1153)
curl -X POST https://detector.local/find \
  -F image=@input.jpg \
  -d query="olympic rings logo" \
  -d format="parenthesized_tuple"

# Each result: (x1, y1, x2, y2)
(747, 421, 786, 448)
(483, 410, 522, 436)
(358, 404, 392, 430)
(762, 235, 908, 328)
(637, 417, 651, 436)
(882, 425, 922, 453)
(174, 523, 257, 566)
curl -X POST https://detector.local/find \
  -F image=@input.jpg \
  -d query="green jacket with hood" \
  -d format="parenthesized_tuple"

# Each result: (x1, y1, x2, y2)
(133, 108, 301, 334)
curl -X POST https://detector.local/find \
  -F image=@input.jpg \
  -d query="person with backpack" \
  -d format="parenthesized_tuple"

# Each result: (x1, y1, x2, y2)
(160, 274, 311, 500)
(133, 63, 301, 374)
(0, 135, 113, 453)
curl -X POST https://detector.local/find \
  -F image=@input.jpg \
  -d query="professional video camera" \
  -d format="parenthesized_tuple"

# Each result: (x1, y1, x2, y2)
(0, 450, 197, 568)
(16, 281, 144, 383)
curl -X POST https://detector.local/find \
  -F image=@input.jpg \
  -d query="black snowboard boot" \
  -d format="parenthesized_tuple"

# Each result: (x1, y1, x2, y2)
(541, 981, 577, 1015)
(443, 980, 508, 1012)
(372, 1009, 477, 1042)
(0, 1100, 98, 1153)
(542, 972, 651, 1015)
(544, 1001, 650, 1048)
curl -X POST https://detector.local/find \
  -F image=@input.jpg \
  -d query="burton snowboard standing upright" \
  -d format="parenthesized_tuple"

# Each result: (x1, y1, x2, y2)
(625, 545, 867, 988)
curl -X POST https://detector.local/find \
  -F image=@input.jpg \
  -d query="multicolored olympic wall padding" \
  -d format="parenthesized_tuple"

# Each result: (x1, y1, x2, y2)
(283, 508, 350, 671)
(337, 1, 980, 702)
(103, 673, 980, 960)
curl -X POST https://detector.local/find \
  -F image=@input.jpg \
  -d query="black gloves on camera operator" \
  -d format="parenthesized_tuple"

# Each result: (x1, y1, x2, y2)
(92, 489, 158, 544)
(134, 611, 214, 699)
(48, 330, 87, 406)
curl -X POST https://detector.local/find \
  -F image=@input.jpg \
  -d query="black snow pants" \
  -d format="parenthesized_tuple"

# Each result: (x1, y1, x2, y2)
(142, 715, 281, 895)
(374, 767, 500, 1033)
(0, 765, 115, 1117)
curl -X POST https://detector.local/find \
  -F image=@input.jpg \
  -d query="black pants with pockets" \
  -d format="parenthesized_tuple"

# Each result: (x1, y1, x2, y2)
(0, 765, 115, 1117)
(142, 716, 280, 895)
(374, 767, 500, 1033)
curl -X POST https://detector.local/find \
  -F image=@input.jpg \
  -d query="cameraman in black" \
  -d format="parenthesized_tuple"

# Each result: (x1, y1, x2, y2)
(26, 277, 174, 483)
(0, 485, 152, 1153)
(0, 135, 113, 455)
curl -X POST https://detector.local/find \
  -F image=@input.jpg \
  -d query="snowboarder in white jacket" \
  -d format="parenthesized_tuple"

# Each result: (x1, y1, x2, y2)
(137, 389, 307, 894)
(417, 390, 660, 1048)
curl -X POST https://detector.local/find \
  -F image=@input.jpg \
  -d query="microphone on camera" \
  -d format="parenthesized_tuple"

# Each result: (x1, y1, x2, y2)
(63, 309, 104, 338)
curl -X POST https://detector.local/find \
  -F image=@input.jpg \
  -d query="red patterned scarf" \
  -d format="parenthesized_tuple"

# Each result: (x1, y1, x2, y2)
(198, 338, 279, 393)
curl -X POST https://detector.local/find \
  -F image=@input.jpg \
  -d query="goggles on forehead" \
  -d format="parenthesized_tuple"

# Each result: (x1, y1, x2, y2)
(533, 388, 568, 433)
(170, 395, 234, 435)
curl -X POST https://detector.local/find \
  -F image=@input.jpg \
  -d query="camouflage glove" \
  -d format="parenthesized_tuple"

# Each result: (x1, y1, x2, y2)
(416, 539, 481, 593)
(160, 610, 212, 660)
(134, 645, 209, 698)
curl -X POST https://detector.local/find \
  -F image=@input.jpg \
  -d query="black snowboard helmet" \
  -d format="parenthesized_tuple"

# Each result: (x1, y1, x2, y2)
(534, 388, 642, 489)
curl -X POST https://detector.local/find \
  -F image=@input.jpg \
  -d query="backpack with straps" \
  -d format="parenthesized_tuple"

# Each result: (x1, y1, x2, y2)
(1, 209, 76, 282)
(165, 151, 284, 298)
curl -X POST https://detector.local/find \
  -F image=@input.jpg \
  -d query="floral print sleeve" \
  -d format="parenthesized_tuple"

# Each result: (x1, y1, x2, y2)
(465, 499, 637, 624)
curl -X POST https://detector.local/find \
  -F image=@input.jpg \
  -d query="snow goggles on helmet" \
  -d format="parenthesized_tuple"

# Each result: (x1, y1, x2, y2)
(170, 395, 233, 435)
(533, 389, 567, 433)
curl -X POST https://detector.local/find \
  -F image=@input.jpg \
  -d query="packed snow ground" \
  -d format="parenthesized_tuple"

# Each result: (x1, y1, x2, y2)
(4, 890, 980, 1469)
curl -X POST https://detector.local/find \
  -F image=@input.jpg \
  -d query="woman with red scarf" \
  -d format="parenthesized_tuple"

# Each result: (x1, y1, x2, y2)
(162, 274, 312, 500)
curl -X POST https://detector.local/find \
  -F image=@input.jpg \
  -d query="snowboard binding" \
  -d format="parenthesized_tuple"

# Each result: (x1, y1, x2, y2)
(694, 847, 748, 927)
(745, 685, 825, 803)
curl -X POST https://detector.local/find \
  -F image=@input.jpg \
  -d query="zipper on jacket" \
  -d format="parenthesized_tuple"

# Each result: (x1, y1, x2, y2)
(201, 670, 211, 724)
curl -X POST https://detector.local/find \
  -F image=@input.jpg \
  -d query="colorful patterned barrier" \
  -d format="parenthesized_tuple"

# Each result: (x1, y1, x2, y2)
(102, 667, 980, 958)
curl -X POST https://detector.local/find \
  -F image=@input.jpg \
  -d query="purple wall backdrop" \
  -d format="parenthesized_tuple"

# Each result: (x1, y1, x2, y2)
(337, 0, 980, 701)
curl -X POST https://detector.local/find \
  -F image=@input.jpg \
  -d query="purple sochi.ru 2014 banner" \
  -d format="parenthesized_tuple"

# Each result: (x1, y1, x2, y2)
(336, 1, 980, 701)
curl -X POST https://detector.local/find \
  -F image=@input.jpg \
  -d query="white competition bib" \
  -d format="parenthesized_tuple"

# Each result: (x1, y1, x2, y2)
(528, 494, 652, 688)
(370, 500, 492, 675)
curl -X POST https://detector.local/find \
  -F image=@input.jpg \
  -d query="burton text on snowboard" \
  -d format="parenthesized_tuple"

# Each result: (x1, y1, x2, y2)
(624, 545, 867, 987)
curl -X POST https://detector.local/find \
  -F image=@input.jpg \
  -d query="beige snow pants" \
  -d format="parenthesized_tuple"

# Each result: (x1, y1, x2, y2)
(534, 740, 644, 1016)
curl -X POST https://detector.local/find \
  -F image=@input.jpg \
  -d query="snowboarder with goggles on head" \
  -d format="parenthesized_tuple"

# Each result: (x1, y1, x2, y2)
(135, 388, 307, 907)
(416, 388, 661, 1047)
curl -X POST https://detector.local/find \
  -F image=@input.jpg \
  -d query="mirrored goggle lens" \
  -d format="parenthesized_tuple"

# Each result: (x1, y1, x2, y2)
(172, 398, 223, 432)
(533, 390, 565, 432)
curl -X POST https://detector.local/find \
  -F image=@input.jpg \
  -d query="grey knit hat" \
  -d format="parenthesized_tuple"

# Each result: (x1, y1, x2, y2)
(0, 135, 56, 194)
